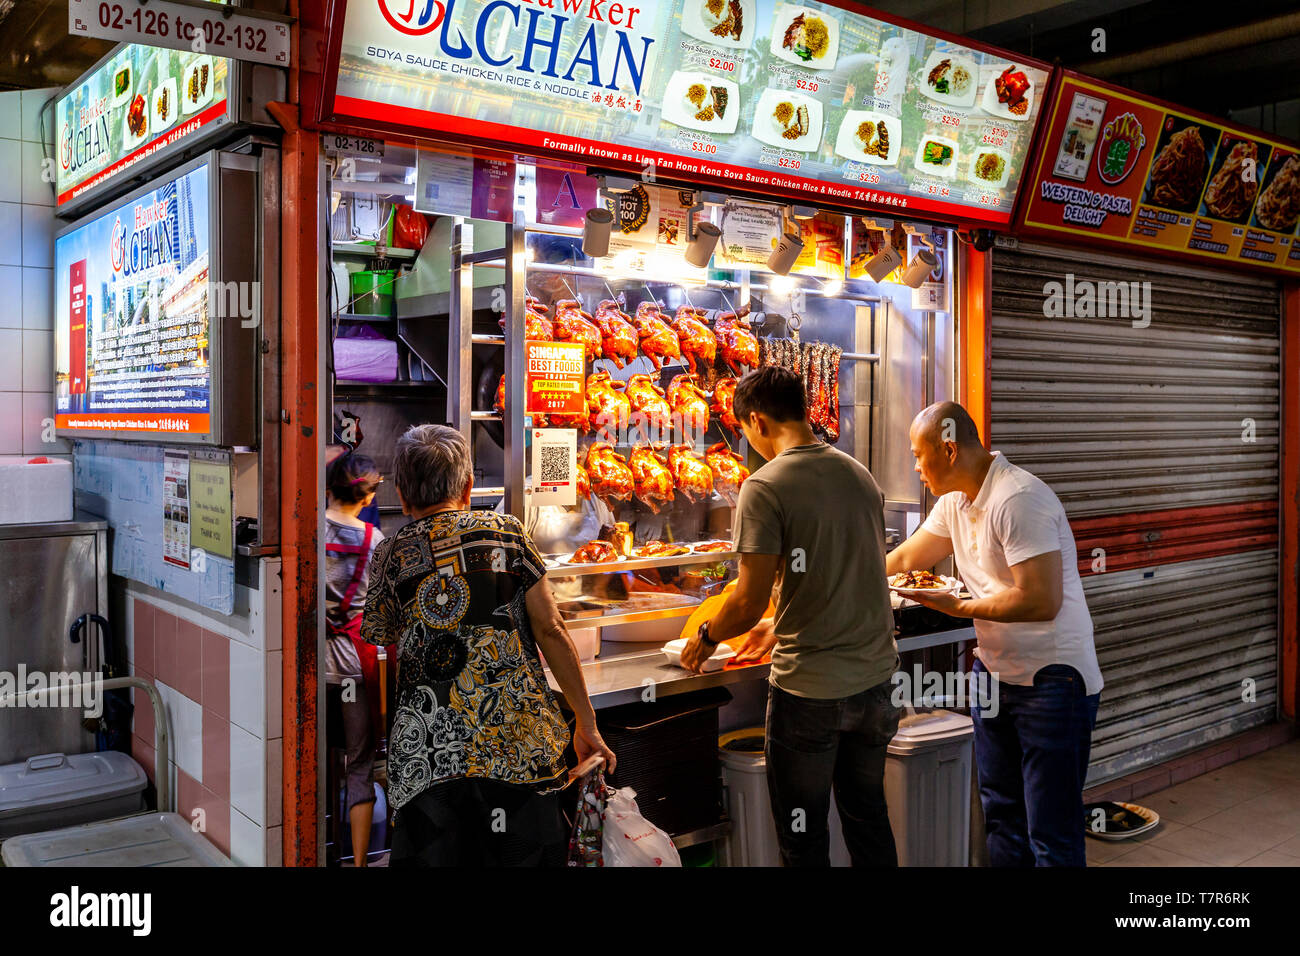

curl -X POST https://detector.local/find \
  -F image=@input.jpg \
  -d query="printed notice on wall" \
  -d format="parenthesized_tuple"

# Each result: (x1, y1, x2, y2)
(190, 448, 233, 560)
(163, 449, 191, 569)
(531, 428, 577, 508)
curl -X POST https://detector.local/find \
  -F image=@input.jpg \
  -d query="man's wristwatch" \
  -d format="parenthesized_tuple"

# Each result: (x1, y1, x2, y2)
(698, 620, 718, 650)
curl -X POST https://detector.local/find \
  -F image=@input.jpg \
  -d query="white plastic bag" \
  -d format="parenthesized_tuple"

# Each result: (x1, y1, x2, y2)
(601, 787, 682, 867)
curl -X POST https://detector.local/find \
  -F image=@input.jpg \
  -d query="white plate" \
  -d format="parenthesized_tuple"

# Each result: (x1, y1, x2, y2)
(110, 63, 133, 108)
(968, 146, 1012, 189)
(680, 0, 755, 49)
(556, 550, 625, 566)
(1085, 802, 1160, 841)
(980, 64, 1035, 122)
(691, 540, 735, 554)
(661, 71, 741, 134)
(918, 51, 978, 108)
(834, 111, 901, 165)
(182, 56, 215, 115)
(121, 92, 149, 150)
(769, 4, 839, 70)
(914, 134, 960, 179)
(663, 637, 735, 672)
(152, 77, 178, 133)
(889, 574, 962, 598)
(752, 88, 823, 153)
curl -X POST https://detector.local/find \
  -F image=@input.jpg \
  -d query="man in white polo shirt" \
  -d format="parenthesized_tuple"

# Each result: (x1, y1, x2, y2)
(886, 402, 1102, 867)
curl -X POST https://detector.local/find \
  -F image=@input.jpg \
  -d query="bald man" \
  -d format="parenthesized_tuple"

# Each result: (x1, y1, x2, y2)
(887, 402, 1102, 867)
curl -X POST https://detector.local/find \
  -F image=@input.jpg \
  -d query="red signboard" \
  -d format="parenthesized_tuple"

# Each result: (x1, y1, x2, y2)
(1019, 71, 1300, 275)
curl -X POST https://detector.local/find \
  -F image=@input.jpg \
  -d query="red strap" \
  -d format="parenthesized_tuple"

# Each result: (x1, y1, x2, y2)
(336, 522, 375, 619)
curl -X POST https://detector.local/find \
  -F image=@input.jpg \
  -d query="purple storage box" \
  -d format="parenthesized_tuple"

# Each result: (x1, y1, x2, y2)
(334, 324, 398, 382)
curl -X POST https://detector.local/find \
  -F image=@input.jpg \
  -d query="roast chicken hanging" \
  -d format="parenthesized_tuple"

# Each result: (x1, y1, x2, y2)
(711, 376, 741, 435)
(593, 299, 639, 368)
(667, 372, 711, 440)
(628, 446, 675, 514)
(626, 373, 674, 441)
(500, 296, 554, 341)
(671, 305, 717, 376)
(707, 442, 749, 505)
(714, 306, 760, 375)
(632, 301, 682, 371)
(586, 371, 632, 438)
(667, 443, 714, 503)
(586, 443, 634, 503)
(575, 459, 591, 502)
(552, 298, 602, 362)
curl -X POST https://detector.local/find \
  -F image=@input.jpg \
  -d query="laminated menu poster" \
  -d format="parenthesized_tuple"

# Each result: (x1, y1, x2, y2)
(326, 0, 1049, 225)
(54, 162, 212, 436)
(413, 150, 516, 220)
(162, 449, 191, 569)
(1020, 72, 1300, 275)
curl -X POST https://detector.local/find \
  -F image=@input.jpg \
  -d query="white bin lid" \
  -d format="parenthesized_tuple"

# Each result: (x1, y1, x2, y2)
(0, 752, 146, 821)
(1, 812, 234, 867)
(888, 710, 974, 755)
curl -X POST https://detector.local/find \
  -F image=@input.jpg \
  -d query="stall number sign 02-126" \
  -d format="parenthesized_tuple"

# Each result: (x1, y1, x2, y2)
(69, 0, 290, 67)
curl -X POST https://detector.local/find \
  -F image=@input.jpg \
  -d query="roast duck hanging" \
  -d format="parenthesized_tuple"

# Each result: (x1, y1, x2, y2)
(666, 372, 711, 440)
(667, 444, 714, 503)
(585, 443, 634, 503)
(592, 299, 639, 368)
(628, 446, 675, 513)
(671, 305, 717, 376)
(632, 301, 682, 371)
(714, 306, 760, 375)
(710, 377, 741, 435)
(707, 442, 749, 505)
(499, 295, 554, 341)
(586, 371, 631, 438)
(625, 373, 674, 442)
(552, 298, 602, 362)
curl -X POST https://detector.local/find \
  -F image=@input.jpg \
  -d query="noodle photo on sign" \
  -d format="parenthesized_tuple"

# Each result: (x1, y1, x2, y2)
(1200, 136, 1271, 224)
(1251, 151, 1300, 234)
(1143, 119, 1219, 212)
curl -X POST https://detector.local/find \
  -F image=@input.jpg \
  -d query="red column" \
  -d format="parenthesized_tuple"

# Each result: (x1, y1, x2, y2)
(959, 244, 992, 447)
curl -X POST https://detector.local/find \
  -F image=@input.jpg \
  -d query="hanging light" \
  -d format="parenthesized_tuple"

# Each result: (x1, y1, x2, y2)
(901, 247, 938, 288)
(685, 222, 721, 268)
(581, 208, 614, 258)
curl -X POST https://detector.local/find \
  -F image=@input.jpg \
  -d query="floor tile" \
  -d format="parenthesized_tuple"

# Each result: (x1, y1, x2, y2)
(1138, 788, 1223, 826)
(1237, 848, 1300, 866)
(1108, 842, 1212, 867)
(1148, 823, 1286, 867)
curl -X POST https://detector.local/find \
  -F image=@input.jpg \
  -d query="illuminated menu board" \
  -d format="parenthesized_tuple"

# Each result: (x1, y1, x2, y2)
(55, 163, 213, 437)
(1020, 72, 1300, 275)
(322, 0, 1049, 225)
(56, 44, 231, 208)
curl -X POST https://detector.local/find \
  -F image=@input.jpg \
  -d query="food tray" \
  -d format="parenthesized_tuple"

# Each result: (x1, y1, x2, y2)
(1084, 801, 1159, 841)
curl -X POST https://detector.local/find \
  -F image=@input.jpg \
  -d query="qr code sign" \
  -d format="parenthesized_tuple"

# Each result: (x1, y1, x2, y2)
(539, 445, 570, 485)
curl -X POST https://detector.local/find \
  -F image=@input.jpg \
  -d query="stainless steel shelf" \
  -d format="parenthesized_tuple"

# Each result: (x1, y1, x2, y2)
(559, 603, 700, 629)
(547, 550, 737, 576)
(672, 821, 732, 850)
(471, 334, 505, 346)
(333, 241, 416, 260)
(471, 411, 501, 421)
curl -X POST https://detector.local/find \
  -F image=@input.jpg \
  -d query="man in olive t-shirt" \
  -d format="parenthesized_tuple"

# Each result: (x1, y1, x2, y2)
(679, 367, 900, 867)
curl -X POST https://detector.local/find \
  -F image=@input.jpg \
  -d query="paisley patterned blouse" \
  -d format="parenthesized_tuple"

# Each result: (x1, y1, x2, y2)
(361, 510, 570, 810)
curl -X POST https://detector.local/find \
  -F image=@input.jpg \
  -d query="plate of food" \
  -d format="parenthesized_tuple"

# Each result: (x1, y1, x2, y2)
(559, 541, 625, 565)
(769, 4, 839, 70)
(914, 134, 960, 179)
(919, 51, 977, 109)
(1084, 801, 1159, 841)
(834, 111, 900, 165)
(753, 88, 824, 152)
(969, 147, 1012, 189)
(634, 541, 693, 558)
(661, 70, 740, 134)
(111, 62, 134, 108)
(692, 539, 735, 553)
(152, 77, 178, 133)
(183, 56, 215, 115)
(122, 92, 150, 149)
(888, 570, 962, 597)
(680, 0, 755, 49)
(982, 63, 1034, 121)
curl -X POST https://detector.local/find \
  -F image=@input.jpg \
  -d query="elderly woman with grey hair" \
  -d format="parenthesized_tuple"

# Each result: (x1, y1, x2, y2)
(362, 424, 615, 867)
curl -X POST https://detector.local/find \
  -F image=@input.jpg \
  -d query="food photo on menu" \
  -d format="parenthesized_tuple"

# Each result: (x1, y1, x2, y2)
(1142, 117, 1221, 212)
(1199, 135, 1271, 224)
(1252, 151, 1300, 234)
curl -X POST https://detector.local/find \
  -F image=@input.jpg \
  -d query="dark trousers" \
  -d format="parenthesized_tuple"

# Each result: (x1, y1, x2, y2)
(972, 659, 1101, 867)
(764, 678, 901, 867)
(390, 778, 567, 867)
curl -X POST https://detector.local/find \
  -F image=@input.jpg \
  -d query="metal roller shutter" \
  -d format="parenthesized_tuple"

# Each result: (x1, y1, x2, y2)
(990, 240, 1281, 782)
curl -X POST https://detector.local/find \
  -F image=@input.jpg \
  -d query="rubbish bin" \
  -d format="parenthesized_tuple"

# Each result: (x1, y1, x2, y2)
(884, 709, 974, 866)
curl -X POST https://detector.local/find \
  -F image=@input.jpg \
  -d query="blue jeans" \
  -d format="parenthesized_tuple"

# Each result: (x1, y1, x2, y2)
(765, 679, 901, 867)
(972, 658, 1100, 867)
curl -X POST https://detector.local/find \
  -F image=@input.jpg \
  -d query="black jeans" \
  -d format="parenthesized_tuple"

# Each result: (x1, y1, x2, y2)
(765, 678, 901, 867)
(390, 778, 567, 867)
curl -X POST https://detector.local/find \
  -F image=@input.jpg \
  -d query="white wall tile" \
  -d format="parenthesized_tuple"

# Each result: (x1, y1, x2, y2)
(22, 329, 51, 392)
(0, 203, 20, 266)
(157, 679, 204, 785)
(21, 204, 52, 268)
(0, 392, 21, 454)
(23, 392, 67, 455)
(229, 808, 265, 867)
(20, 142, 53, 207)
(0, 92, 20, 143)
(0, 327, 21, 390)
(20, 90, 56, 146)
(228, 638, 265, 738)
(0, 267, 20, 327)
(22, 267, 51, 330)
(0, 139, 20, 204)
(229, 721, 266, 826)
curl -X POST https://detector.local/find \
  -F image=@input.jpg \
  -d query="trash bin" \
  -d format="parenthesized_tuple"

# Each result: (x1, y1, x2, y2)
(884, 709, 974, 866)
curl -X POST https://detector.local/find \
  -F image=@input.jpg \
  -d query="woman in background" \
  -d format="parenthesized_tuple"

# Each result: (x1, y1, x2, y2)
(325, 452, 386, 866)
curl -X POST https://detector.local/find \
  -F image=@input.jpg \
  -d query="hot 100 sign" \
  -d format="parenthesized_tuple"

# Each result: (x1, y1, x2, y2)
(55, 164, 213, 437)
(324, 0, 1050, 225)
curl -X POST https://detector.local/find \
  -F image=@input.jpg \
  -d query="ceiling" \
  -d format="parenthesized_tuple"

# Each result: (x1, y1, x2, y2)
(3, 1, 1299, 139)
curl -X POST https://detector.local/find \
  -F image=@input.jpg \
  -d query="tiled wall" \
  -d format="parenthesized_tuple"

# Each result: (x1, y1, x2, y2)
(0, 88, 67, 459)
(124, 558, 284, 866)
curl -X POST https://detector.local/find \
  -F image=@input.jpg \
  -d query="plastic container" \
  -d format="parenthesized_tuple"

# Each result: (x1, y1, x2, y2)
(0, 457, 73, 524)
(2, 812, 234, 866)
(884, 709, 973, 866)
(349, 269, 398, 316)
(0, 751, 146, 839)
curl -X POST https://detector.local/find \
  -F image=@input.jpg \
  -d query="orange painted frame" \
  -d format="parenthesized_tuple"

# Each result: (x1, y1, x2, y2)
(958, 244, 992, 448)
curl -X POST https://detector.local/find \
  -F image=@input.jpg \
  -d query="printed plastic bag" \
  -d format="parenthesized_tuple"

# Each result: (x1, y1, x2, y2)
(566, 766, 607, 867)
(602, 787, 682, 867)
